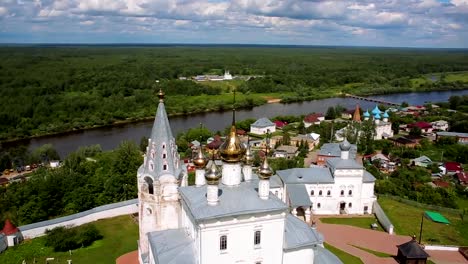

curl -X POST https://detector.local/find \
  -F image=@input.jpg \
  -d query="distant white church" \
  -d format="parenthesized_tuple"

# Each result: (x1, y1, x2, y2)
(137, 90, 342, 264)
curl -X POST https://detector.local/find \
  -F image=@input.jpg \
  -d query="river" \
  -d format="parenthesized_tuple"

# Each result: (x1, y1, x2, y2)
(4, 89, 468, 158)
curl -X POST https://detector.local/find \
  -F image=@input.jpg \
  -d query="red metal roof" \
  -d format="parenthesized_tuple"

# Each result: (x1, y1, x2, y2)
(304, 113, 323, 123)
(407, 121, 433, 129)
(456, 172, 468, 184)
(432, 180, 450, 188)
(445, 162, 461, 172)
(1, 219, 19, 235)
(274, 120, 287, 128)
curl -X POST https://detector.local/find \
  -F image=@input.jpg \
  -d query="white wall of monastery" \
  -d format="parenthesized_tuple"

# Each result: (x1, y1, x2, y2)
(283, 248, 315, 264)
(199, 213, 285, 264)
(250, 125, 276, 135)
(19, 199, 138, 239)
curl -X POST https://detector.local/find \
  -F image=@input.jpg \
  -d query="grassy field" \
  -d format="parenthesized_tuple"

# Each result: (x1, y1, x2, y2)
(378, 197, 468, 246)
(324, 243, 364, 264)
(0, 215, 138, 264)
(351, 245, 393, 258)
(320, 216, 384, 232)
(445, 71, 468, 82)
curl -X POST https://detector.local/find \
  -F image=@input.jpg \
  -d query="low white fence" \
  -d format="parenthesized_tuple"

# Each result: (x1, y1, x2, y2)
(373, 200, 394, 234)
(19, 199, 138, 239)
(424, 245, 459, 251)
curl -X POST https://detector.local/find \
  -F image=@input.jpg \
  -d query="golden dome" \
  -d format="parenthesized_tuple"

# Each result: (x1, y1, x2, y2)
(219, 125, 246, 163)
(258, 157, 273, 180)
(158, 89, 165, 102)
(243, 143, 254, 165)
(193, 146, 207, 169)
(205, 161, 221, 185)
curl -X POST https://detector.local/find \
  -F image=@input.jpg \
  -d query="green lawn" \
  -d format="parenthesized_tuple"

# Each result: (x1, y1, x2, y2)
(324, 243, 364, 264)
(445, 72, 468, 82)
(378, 197, 468, 246)
(320, 216, 384, 232)
(0, 215, 138, 264)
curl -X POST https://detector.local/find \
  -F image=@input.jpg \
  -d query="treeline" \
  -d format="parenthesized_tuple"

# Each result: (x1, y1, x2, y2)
(0, 142, 141, 226)
(1, 46, 468, 141)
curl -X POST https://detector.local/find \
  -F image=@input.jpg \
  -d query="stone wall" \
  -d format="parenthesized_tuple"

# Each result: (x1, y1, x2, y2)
(19, 199, 138, 239)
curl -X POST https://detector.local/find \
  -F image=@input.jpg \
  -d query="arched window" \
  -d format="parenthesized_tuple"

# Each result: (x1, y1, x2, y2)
(317, 203, 321, 208)
(340, 190, 344, 196)
(275, 190, 279, 196)
(163, 144, 166, 149)
(310, 190, 314, 196)
(162, 153, 167, 159)
(348, 190, 353, 196)
(319, 190, 322, 196)
(254, 231, 261, 246)
(150, 150, 155, 159)
(327, 190, 331, 196)
(348, 203, 352, 208)
(220, 235, 227, 250)
(144, 177, 154, 194)
(163, 164, 167, 170)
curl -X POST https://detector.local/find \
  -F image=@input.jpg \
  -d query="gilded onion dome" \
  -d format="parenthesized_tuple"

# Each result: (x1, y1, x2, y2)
(243, 143, 254, 165)
(193, 145, 208, 169)
(205, 160, 221, 185)
(219, 123, 246, 163)
(258, 157, 273, 180)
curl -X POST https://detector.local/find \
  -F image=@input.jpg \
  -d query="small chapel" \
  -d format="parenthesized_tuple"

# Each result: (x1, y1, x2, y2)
(136, 90, 342, 264)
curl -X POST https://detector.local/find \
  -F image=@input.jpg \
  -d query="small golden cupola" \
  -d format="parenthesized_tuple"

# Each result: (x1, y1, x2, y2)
(258, 156, 273, 180)
(193, 145, 208, 169)
(219, 110, 246, 163)
(243, 139, 254, 165)
(205, 160, 221, 185)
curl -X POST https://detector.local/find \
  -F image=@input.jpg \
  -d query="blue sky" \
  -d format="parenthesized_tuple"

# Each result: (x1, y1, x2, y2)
(0, 0, 467, 48)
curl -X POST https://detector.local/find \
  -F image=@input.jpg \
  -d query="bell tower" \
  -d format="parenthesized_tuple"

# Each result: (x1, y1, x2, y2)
(137, 89, 187, 263)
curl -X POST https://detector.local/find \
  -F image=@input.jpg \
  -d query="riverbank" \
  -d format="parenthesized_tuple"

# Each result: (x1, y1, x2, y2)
(2, 88, 468, 148)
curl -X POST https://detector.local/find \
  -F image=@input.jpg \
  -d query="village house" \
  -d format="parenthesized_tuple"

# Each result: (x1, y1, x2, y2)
(303, 113, 325, 128)
(455, 172, 468, 186)
(316, 142, 357, 166)
(291, 133, 320, 150)
(436, 131, 468, 144)
(273, 145, 299, 159)
(406, 121, 433, 134)
(431, 120, 449, 131)
(250, 117, 276, 135)
(444, 161, 462, 175)
(410, 156, 432, 168)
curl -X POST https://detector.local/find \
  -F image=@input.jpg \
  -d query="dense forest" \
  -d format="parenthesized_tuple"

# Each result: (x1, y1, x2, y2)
(1, 46, 468, 141)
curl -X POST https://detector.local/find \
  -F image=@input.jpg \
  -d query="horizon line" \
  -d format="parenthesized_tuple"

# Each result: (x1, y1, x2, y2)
(0, 42, 467, 50)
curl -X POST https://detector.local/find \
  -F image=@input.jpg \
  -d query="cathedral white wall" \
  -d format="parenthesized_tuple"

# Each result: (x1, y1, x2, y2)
(199, 214, 285, 264)
(283, 248, 315, 264)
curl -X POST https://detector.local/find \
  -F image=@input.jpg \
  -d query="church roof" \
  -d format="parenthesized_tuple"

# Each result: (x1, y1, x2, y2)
(179, 182, 288, 222)
(276, 168, 334, 184)
(318, 143, 357, 158)
(397, 240, 429, 258)
(1, 219, 19, 235)
(283, 215, 323, 250)
(251, 117, 275, 128)
(314, 246, 344, 264)
(286, 184, 312, 207)
(363, 171, 377, 183)
(148, 228, 197, 264)
(142, 97, 183, 180)
(326, 158, 363, 170)
(372, 105, 381, 115)
(363, 110, 370, 117)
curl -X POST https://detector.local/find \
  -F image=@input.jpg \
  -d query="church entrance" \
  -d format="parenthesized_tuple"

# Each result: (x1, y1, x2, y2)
(339, 202, 346, 214)
(296, 207, 306, 221)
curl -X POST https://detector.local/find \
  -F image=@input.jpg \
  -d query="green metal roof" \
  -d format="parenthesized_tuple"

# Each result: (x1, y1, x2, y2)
(425, 211, 450, 224)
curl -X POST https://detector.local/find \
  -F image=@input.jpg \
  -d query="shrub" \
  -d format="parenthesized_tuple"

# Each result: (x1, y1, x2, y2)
(45, 224, 103, 252)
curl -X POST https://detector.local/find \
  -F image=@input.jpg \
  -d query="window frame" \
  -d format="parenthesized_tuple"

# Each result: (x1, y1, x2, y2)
(220, 235, 227, 251)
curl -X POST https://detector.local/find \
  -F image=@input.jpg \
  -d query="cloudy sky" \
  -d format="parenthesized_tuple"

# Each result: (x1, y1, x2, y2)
(0, 0, 467, 47)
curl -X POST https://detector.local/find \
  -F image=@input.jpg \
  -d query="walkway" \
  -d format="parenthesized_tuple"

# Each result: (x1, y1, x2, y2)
(316, 217, 467, 264)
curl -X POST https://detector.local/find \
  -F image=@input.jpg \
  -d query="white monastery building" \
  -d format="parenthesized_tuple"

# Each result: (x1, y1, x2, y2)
(250, 117, 276, 135)
(271, 139, 377, 218)
(137, 90, 342, 264)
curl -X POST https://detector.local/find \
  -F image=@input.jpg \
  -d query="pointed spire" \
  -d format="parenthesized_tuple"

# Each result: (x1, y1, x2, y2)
(219, 91, 245, 163)
(258, 156, 273, 180)
(353, 104, 361, 122)
(243, 137, 254, 165)
(144, 88, 180, 179)
(193, 145, 208, 169)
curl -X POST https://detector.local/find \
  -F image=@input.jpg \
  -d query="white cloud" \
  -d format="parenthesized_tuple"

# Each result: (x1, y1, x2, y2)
(79, 20, 94, 25)
(0, 7, 8, 17)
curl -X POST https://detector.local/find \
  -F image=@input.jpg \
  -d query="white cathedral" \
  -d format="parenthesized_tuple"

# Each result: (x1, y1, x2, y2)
(137, 90, 343, 264)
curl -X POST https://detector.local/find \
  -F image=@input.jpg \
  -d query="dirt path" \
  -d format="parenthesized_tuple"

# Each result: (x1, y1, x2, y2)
(316, 218, 467, 264)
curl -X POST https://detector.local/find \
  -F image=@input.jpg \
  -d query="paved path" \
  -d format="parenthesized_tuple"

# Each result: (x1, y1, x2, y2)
(316, 217, 467, 264)
(116, 250, 138, 264)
